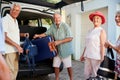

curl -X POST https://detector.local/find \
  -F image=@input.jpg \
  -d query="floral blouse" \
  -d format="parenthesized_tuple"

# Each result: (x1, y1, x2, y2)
(115, 36, 120, 77)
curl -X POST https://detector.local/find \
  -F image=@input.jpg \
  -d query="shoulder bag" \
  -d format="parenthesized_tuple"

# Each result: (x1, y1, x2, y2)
(97, 48, 117, 79)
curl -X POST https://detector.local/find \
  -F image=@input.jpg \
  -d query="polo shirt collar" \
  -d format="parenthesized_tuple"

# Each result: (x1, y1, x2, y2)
(54, 22, 62, 29)
(6, 14, 17, 23)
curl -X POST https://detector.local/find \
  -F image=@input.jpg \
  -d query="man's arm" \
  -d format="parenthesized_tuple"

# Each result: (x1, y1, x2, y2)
(54, 37, 73, 46)
(20, 33, 29, 37)
(33, 33, 46, 39)
(5, 32, 23, 54)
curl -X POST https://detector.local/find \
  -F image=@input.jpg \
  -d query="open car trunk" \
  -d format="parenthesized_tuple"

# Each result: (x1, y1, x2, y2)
(2, 0, 87, 11)
(1, 0, 87, 79)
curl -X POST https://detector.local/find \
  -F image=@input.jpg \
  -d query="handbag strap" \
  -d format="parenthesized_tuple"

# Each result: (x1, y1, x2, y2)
(23, 37, 30, 50)
(23, 37, 34, 51)
(23, 37, 36, 71)
(25, 37, 33, 46)
(107, 47, 114, 59)
(26, 54, 35, 72)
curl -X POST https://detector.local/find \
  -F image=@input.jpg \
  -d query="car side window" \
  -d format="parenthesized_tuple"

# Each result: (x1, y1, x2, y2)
(41, 18, 52, 30)
(28, 20, 38, 27)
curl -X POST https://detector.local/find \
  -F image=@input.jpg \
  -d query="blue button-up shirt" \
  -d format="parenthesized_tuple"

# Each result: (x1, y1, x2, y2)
(45, 22, 73, 58)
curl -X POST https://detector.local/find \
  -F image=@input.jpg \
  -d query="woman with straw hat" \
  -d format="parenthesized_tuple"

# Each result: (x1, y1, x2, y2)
(80, 11, 106, 80)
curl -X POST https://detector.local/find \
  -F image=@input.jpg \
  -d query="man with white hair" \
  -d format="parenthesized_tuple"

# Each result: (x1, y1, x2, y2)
(0, 16, 11, 80)
(34, 12, 73, 80)
(2, 3, 27, 80)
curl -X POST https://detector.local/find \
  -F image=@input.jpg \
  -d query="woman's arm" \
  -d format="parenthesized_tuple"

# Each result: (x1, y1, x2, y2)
(100, 29, 106, 61)
(107, 41, 120, 54)
(80, 47, 86, 61)
(105, 36, 120, 54)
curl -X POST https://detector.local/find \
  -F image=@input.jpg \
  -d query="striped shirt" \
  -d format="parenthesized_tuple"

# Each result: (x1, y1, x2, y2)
(45, 22, 73, 58)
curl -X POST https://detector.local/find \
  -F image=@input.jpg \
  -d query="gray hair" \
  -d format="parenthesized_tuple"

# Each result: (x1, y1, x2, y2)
(116, 10, 120, 15)
(10, 3, 21, 10)
(54, 11, 61, 16)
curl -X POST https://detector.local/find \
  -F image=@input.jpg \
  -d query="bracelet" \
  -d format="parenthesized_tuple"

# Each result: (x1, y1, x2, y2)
(117, 49, 120, 53)
(108, 45, 112, 48)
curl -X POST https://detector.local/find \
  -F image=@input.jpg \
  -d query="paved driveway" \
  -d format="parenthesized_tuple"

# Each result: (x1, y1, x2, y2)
(17, 60, 85, 80)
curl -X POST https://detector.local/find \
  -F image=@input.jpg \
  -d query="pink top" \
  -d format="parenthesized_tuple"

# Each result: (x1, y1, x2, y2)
(84, 27, 103, 60)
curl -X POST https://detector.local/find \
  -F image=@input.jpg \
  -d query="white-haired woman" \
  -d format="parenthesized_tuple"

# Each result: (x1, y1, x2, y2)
(105, 11, 120, 80)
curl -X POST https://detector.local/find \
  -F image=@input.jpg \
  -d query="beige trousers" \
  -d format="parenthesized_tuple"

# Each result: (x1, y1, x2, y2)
(4, 52, 19, 80)
(84, 58, 101, 80)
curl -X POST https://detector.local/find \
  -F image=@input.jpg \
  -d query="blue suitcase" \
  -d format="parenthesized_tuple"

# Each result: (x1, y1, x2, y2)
(32, 36, 56, 62)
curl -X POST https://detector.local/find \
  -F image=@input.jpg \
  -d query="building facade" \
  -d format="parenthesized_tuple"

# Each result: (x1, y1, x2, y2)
(63, 0, 120, 60)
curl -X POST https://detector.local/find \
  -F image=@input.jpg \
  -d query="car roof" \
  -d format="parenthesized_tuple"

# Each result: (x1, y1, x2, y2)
(3, 0, 87, 10)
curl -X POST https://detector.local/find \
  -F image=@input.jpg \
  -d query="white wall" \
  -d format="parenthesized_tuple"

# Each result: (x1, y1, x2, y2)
(63, 0, 120, 60)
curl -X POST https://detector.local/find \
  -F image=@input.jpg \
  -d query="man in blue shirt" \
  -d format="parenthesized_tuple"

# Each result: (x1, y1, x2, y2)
(34, 13, 73, 80)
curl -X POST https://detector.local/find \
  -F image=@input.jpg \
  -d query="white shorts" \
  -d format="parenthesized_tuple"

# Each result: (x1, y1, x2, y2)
(53, 55, 72, 68)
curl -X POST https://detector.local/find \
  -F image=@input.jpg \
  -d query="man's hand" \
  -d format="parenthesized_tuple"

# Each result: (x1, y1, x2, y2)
(16, 44, 23, 55)
(54, 40, 62, 46)
(33, 34, 40, 39)
(33, 33, 46, 39)
(24, 33, 29, 38)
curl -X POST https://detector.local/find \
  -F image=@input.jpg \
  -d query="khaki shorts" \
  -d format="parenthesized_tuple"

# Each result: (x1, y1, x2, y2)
(53, 55, 72, 68)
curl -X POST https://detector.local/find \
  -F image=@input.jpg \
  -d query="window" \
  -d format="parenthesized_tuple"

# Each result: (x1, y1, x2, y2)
(41, 18, 52, 30)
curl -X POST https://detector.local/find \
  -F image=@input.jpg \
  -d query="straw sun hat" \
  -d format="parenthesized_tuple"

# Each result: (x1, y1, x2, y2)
(89, 11, 106, 24)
